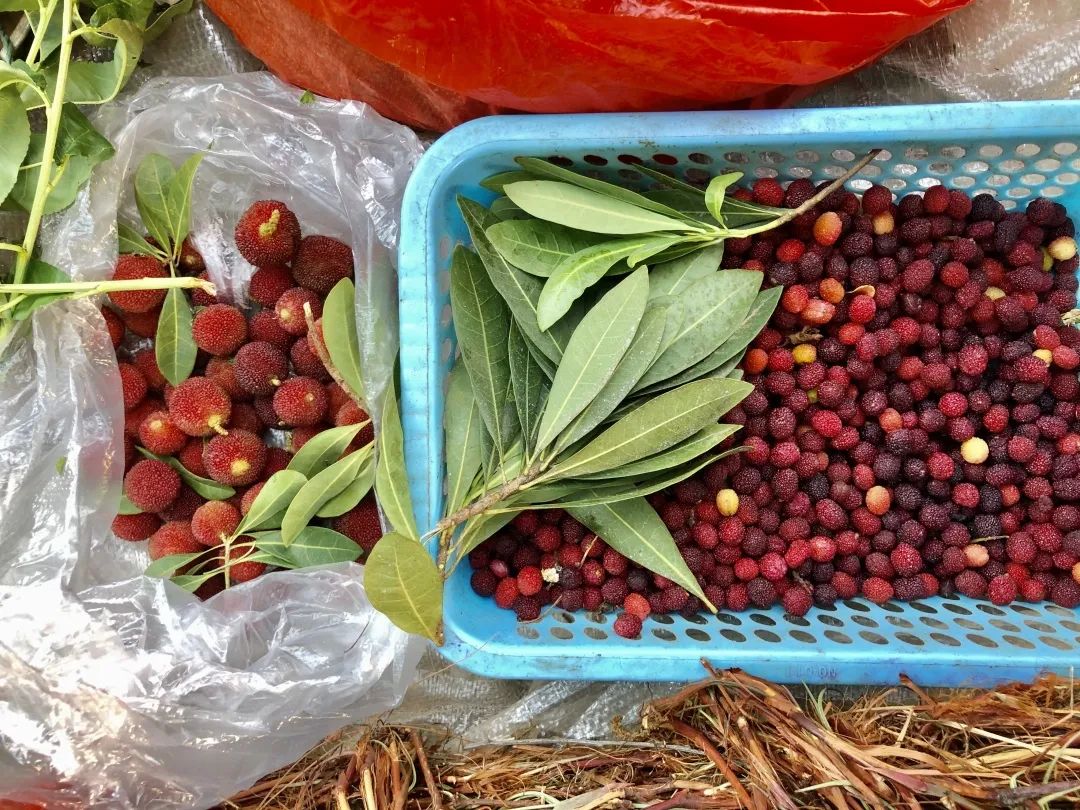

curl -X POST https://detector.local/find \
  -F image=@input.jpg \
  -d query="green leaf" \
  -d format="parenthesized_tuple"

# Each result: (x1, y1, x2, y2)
(315, 449, 374, 518)
(575, 423, 741, 480)
(11, 260, 71, 321)
(235, 469, 308, 534)
(444, 363, 484, 514)
(634, 270, 762, 390)
(704, 172, 742, 223)
(485, 219, 605, 278)
(375, 382, 419, 541)
(549, 378, 752, 479)
(170, 571, 220, 592)
(48, 19, 142, 105)
(137, 446, 236, 500)
(449, 246, 517, 455)
(489, 196, 529, 221)
(26, 8, 64, 61)
(155, 288, 196, 386)
(647, 245, 723, 301)
(479, 170, 534, 193)
(323, 278, 365, 401)
(634, 165, 705, 196)
(627, 234, 684, 267)
(535, 267, 647, 453)
(364, 531, 442, 642)
(514, 157, 698, 224)
(145, 552, 202, 578)
(721, 197, 787, 228)
(0, 87, 29, 206)
(252, 527, 362, 568)
(0, 0, 37, 10)
(536, 235, 668, 330)
(118, 493, 142, 516)
(643, 190, 712, 223)
(281, 449, 369, 546)
(135, 153, 177, 253)
(144, 0, 194, 43)
(8, 106, 114, 214)
(165, 153, 202, 258)
(504, 180, 695, 235)
(287, 422, 364, 478)
(507, 321, 546, 454)
(118, 221, 165, 258)
(459, 197, 574, 366)
(568, 497, 713, 610)
(554, 302, 667, 453)
(639, 286, 780, 395)
(298, 89, 316, 104)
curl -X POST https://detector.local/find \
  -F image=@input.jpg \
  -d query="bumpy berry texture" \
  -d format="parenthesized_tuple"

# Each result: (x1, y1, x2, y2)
(203, 429, 267, 486)
(291, 235, 354, 295)
(111, 512, 162, 541)
(148, 521, 202, 560)
(191, 500, 241, 546)
(234, 341, 288, 396)
(124, 459, 181, 512)
(274, 287, 322, 336)
(138, 410, 188, 455)
(273, 376, 328, 426)
(192, 304, 248, 356)
(234, 200, 301, 265)
(109, 255, 168, 313)
(168, 377, 232, 437)
(331, 496, 382, 554)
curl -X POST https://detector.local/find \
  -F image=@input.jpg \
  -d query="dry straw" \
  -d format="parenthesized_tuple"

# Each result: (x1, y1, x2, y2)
(222, 662, 1080, 809)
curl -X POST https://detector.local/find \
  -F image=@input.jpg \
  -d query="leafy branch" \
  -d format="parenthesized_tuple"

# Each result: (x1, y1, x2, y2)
(0, 0, 193, 344)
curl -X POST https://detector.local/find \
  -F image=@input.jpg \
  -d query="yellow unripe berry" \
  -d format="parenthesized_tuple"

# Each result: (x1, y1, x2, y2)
(1042, 247, 1054, 271)
(865, 485, 891, 516)
(807, 389, 818, 403)
(1034, 349, 1053, 364)
(1049, 236, 1078, 262)
(792, 344, 817, 364)
(961, 436, 989, 464)
(964, 544, 989, 568)
(985, 287, 1006, 301)
(1073, 561, 1080, 586)
(716, 488, 739, 517)
(872, 211, 895, 235)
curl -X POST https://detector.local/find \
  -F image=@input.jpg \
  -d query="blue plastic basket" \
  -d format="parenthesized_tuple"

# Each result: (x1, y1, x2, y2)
(398, 101, 1080, 686)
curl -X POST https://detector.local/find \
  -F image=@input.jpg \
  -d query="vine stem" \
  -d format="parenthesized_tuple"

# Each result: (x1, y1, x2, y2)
(303, 301, 366, 409)
(14, 0, 74, 288)
(0, 276, 214, 296)
(724, 148, 883, 238)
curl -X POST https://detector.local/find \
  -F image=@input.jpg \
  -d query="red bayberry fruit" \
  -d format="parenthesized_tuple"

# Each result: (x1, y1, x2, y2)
(234, 200, 301, 266)
(109, 255, 168, 313)
(169, 377, 232, 437)
(291, 235, 354, 295)
(273, 376, 329, 426)
(192, 304, 248, 356)
(203, 429, 267, 486)
(124, 459, 181, 512)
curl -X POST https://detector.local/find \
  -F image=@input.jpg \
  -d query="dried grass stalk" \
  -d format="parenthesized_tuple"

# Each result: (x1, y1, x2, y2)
(221, 664, 1080, 810)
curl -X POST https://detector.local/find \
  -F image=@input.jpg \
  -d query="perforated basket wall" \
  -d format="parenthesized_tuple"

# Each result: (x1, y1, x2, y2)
(398, 102, 1080, 685)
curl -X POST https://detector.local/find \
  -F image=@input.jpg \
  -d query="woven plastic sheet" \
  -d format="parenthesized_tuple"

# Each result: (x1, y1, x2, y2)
(0, 73, 425, 809)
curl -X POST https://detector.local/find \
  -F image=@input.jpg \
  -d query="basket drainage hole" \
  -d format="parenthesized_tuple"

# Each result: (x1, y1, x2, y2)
(942, 602, 973, 616)
(967, 634, 998, 648)
(1061, 620, 1080, 633)
(990, 619, 1020, 633)
(583, 154, 608, 166)
(715, 613, 742, 626)
(749, 613, 776, 626)
(652, 153, 678, 165)
(817, 615, 843, 628)
(517, 626, 540, 640)
(824, 630, 852, 644)
(685, 613, 707, 626)
(843, 600, 870, 612)
(1004, 635, 1035, 650)
(790, 630, 817, 644)
(919, 617, 948, 630)
(584, 627, 607, 640)
(720, 629, 746, 643)
(956, 618, 984, 631)
(687, 152, 712, 164)
(886, 616, 914, 629)
(653, 614, 674, 625)
(895, 632, 924, 647)
(859, 631, 888, 645)
(755, 630, 782, 643)
(652, 628, 677, 642)
(547, 155, 574, 167)
(1025, 620, 1054, 633)
(686, 629, 711, 642)
(1040, 636, 1074, 651)
(617, 153, 643, 165)
(851, 615, 878, 628)
(908, 601, 937, 614)
(552, 611, 575, 624)
(550, 627, 573, 640)
(930, 633, 961, 647)
(976, 604, 1007, 616)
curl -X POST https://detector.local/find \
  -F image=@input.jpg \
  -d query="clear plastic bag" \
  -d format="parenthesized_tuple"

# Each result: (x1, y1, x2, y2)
(0, 72, 425, 809)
